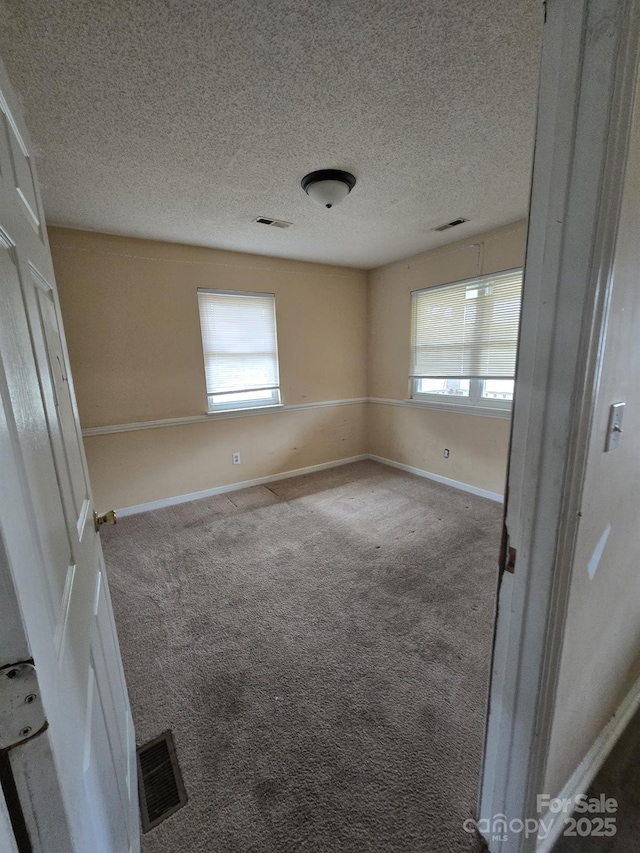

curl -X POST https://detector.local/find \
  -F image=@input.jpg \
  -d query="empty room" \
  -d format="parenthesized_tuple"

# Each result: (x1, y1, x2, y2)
(48, 223, 525, 849)
(3, 2, 640, 853)
(0, 1, 539, 849)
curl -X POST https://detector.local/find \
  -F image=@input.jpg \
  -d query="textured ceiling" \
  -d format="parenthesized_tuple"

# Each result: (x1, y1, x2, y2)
(0, 0, 541, 268)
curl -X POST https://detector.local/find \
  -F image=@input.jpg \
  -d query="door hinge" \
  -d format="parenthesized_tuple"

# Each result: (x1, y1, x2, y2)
(499, 524, 516, 576)
(0, 663, 47, 750)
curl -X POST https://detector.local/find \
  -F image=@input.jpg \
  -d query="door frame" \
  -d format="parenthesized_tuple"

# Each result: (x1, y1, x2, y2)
(480, 1, 640, 851)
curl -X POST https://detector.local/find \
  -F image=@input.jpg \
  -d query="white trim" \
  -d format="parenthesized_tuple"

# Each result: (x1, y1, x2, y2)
(116, 455, 369, 516)
(369, 396, 512, 420)
(480, 3, 640, 852)
(206, 391, 281, 414)
(535, 672, 640, 853)
(368, 454, 504, 503)
(82, 397, 368, 436)
(82, 396, 512, 437)
(116, 452, 504, 516)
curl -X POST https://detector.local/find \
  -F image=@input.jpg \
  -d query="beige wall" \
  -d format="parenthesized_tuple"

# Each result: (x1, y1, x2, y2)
(543, 79, 640, 798)
(51, 222, 526, 510)
(51, 228, 368, 509)
(83, 405, 367, 510)
(367, 221, 527, 493)
(367, 404, 511, 496)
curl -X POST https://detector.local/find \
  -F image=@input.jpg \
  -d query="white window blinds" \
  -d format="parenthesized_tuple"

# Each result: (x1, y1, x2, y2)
(410, 268, 523, 379)
(197, 289, 280, 410)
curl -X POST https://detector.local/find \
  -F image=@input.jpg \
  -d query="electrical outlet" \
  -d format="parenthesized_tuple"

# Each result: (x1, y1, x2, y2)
(232, 452, 241, 465)
(443, 448, 450, 458)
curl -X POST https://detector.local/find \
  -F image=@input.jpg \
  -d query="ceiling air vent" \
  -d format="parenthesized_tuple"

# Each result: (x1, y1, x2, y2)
(434, 218, 469, 232)
(255, 217, 292, 229)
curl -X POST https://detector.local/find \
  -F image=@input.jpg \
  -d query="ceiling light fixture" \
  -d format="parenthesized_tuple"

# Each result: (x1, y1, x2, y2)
(301, 169, 356, 209)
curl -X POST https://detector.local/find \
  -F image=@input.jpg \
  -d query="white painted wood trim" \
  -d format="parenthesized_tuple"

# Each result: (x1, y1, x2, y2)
(82, 396, 512, 438)
(116, 455, 369, 515)
(117, 453, 503, 517)
(368, 454, 504, 503)
(535, 672, 640, 853)
(82, 397, 368, 436)
(480, 3, 640, 852)
(368, 396, 512, 420)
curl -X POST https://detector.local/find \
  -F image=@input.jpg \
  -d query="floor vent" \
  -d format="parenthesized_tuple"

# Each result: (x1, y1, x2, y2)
(137, 730, 187, 832)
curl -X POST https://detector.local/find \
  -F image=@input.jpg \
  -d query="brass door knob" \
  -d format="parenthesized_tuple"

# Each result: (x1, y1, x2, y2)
(94, 509, 117, 532)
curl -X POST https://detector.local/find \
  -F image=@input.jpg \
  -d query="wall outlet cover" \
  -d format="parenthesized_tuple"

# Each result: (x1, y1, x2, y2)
(444, 448, 450, 458)
(232, 452, 241, 465)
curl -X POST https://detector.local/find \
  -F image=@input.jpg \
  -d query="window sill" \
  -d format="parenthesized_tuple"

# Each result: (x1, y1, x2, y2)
(403, 398, 512, 419)
(206, 403, 284, 417)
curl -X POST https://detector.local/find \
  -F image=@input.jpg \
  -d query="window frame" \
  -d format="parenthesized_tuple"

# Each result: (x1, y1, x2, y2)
(410, 377, 514, 413)
(409, 268, 523, 417)
(197, 288, 282, 415)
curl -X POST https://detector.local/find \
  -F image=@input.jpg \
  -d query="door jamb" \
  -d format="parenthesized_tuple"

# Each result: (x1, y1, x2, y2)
(479, 1, 640, 851)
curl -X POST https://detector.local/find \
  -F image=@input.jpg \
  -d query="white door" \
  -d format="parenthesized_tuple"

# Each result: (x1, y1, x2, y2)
(0, 59, 139, 853)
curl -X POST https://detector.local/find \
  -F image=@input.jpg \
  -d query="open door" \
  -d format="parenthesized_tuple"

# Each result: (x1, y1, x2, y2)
(0, 58, 139, 852)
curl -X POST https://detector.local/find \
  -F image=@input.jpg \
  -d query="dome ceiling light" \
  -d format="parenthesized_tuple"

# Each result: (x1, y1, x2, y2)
(301, 169, 356, 209)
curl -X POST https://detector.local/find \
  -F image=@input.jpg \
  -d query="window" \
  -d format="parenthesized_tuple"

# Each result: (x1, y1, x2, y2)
(197, 289, 281, 413)
(410, 268, 523, 413)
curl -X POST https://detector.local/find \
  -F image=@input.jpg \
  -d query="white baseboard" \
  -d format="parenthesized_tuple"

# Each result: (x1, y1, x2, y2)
(536, 672, 640, 853)
(367, 454, 504, 503)
(116, 454, 369, 516)
(117, 452, 504, 516)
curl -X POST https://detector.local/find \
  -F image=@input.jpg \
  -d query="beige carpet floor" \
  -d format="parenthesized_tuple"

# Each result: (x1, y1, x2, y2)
(101, 460, 502, 852)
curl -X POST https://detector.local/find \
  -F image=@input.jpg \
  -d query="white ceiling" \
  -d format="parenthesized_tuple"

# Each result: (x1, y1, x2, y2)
(0, 0, 541, 269)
